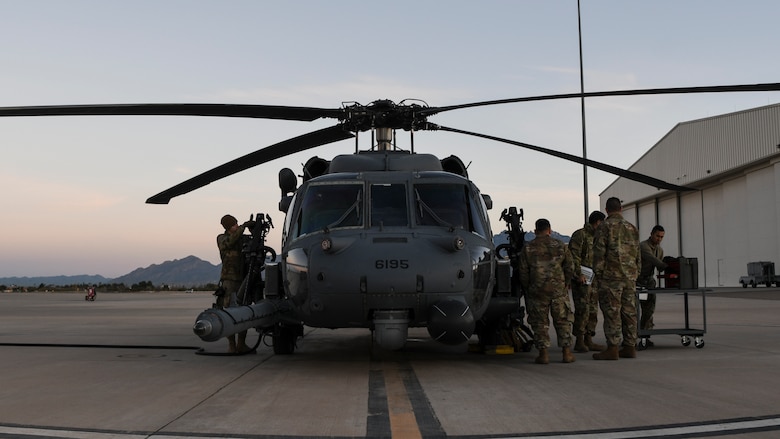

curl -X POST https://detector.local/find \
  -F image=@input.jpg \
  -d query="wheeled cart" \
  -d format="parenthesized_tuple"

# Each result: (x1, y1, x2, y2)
(636, 288, 711, 350)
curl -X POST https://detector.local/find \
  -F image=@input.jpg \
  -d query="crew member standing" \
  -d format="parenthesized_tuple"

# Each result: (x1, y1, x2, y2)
(638, 225, 668, 346)
(519, 218, 576, 364)
(217, 214, 253, 354)
(569, 210, 606, 353)
(592, 197, 641, 360)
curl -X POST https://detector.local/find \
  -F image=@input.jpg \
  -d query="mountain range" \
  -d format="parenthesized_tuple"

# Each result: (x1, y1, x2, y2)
(1, 255, 220, 288)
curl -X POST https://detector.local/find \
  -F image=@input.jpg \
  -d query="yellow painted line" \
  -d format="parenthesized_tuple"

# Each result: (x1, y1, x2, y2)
(383, 364, 423, 439)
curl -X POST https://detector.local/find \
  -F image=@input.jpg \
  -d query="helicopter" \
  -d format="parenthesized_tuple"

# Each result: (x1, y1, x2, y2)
(2, 82, 779, 354)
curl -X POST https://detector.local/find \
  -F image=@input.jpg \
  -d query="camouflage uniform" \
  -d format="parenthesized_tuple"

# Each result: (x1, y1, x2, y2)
(569, 223, 599, 337)
(592, 212, 640, 348)
(217, 219, 252, 354)
(638, 239, 665, 330)
(217, 225, 248, 308)
(518, 234, 575, 350)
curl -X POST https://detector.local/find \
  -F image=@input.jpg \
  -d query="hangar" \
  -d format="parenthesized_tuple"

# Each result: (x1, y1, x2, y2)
(600, 103, 780, 287)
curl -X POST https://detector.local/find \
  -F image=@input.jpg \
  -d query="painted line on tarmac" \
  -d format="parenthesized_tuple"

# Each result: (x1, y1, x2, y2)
(497, 415, 780, 439)
(0, 425, 149, 439)
(384, 364, 422, 439)
(0, 425, 248, 439)
(6, 414, 780, 439)
(366, 360, 444, 439)
(3, 414, 779, 438)
(366, 368, 391, 437)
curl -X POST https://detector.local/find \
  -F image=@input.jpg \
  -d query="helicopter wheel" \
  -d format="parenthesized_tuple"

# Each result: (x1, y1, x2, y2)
(272, 324, 298, 355)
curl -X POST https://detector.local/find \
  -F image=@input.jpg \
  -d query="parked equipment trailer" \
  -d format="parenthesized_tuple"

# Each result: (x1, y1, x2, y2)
(739, 261, 780, 288)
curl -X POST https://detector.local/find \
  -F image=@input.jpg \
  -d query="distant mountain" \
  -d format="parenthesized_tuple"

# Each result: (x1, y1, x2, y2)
(0, 255, 220, 288)
(493, 230, 570, 246)
(113, 255, 220, 287)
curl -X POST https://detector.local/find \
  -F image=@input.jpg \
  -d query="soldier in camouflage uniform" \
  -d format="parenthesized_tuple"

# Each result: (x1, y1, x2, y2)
(519, 218, 576, 364)
(638, 225, 667, 347)
(217, 214, 253, 354)
(591, 197, 641, 360)
(569, 210, 606, 353)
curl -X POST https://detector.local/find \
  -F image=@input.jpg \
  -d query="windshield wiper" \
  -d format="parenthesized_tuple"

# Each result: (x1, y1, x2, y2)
(415, 189, 454, 230)
(325, 190, 362, 230)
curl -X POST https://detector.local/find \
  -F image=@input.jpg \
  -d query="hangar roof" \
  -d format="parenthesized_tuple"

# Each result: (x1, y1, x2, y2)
(601, 103, 780, 203)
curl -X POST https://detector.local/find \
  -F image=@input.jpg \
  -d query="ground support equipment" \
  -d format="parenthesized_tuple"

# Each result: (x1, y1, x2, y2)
(637, 288, 711, 350)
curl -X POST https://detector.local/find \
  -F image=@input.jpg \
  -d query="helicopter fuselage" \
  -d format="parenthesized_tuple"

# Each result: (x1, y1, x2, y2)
(277, 151, 496, 348)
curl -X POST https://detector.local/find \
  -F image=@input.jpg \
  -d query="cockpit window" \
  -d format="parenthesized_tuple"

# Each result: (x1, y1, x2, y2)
(296, 184, 362, 236)
(414, 183, 469, 229)
(468, 184, 490, 238)
(413, 182, 490, 238)
(371, 184, 408, 227)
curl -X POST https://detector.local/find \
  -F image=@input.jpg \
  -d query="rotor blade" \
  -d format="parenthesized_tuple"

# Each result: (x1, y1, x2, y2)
(0, 103, 344, 122)
(433, 124, 695, 192)
(422, 82, 780, 115)
(146, 124, 354, 204)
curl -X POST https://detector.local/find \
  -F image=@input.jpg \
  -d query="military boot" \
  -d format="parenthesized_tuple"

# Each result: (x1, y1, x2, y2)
(585, 334, 606, 351)
(562, 346, 576, 363)
(592, 344, 619, 360)
(535, 348, 549, 364)
(227, 335, 237, 354)
(574, 335, 589, 353)
(619, 345, 637, 358)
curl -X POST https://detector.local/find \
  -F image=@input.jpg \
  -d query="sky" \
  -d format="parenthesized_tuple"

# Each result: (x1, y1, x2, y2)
(2, 1, 779, 278)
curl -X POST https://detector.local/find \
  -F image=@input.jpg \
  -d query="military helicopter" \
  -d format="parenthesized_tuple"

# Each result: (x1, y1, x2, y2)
(2, 82, 778, 354)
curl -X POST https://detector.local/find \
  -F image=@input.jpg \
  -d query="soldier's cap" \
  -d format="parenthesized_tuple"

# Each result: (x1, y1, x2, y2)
(220, 214, 238, 230)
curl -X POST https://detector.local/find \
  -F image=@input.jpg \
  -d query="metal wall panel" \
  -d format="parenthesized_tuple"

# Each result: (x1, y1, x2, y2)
(657, 197, 679, 256)
(680, 191, 705, 284)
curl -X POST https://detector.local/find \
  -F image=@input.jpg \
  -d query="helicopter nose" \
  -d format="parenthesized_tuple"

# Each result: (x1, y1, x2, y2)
(427, 300, 475, 345)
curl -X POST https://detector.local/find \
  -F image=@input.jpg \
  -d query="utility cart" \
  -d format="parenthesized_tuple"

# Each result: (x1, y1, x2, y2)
(637, 256, 710, 350)
(637, 287, 710, 350)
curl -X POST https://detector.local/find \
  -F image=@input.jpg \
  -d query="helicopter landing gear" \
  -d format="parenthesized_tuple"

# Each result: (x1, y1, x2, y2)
(272, 323, 303, 355)
(475, 313, 534, 353)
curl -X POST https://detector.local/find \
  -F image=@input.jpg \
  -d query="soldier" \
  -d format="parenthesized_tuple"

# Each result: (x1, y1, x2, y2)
(592, 197, 641, 360)
(569, 210, 606, 353)
(519, 218, 576, 364)
(637, 225, 668, 347)
(217, 214, 254, 354)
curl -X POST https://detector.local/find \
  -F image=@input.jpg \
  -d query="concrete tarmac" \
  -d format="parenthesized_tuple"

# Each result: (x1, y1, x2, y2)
(1, 288, 780, 438)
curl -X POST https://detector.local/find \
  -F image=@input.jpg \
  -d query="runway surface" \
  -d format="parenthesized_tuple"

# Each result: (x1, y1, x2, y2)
(1, 288, 780, 438)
